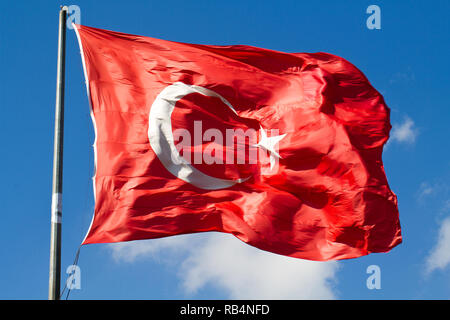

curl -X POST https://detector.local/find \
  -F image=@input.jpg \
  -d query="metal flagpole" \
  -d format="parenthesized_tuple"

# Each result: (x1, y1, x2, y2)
(49, 5, 68, 300)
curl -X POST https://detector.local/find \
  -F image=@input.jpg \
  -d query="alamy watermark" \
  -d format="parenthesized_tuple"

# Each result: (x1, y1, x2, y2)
(66, 265, 81, 290)
(171, 123, 285, 175)
(366, 5, 381, 30)
(366, 264, 381, 290)
(66, 5, 81, 29)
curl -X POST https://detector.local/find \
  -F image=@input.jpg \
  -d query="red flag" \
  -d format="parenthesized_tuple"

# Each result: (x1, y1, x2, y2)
(74, 24, 401, 261)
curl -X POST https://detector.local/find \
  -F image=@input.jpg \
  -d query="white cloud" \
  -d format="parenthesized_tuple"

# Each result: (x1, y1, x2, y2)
(108, 233, 339, 299)
(390, 116, 418, 144)
(417, 182, 450, 203)
(418, 182, 434, 200)
(425, 216, 450, 274)
(389, 68, 415, 85)
(180, 233, 339, 299)
(109, 235, 190, 263)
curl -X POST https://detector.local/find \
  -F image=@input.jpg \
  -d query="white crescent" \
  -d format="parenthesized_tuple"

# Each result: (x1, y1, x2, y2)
(148, 82, 248, 190)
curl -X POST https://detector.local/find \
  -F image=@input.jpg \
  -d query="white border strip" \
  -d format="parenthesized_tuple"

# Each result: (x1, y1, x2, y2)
(73, 24, 98, 244)
(51, 192, 62, 223)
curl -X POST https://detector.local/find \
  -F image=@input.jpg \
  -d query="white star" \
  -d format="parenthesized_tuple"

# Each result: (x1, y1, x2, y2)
(255, 126, 286, 170)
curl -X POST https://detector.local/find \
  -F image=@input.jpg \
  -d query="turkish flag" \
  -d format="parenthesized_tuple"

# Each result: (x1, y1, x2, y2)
(74, 24, 401, 261)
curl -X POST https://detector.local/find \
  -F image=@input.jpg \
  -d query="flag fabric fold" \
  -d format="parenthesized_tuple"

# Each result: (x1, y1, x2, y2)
(74, 24, 401, 261)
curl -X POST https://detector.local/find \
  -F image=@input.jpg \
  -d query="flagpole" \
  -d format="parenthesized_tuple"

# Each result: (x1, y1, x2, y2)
(49, 5, 68, 300)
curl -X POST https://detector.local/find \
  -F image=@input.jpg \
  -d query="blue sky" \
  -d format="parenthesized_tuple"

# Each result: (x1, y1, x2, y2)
(0, 0, 449, 299)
